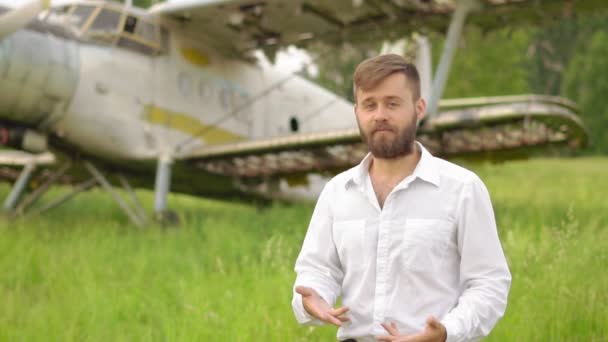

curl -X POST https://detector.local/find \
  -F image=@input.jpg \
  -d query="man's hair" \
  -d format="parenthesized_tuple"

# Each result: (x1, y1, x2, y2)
(353, 54, 421, 102)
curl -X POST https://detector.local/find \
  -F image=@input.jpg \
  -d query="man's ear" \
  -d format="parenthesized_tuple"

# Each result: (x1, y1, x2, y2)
(416, 97, 427, 121)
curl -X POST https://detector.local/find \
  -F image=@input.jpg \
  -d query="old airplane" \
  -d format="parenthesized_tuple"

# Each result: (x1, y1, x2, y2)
(0, 0, 590, 226)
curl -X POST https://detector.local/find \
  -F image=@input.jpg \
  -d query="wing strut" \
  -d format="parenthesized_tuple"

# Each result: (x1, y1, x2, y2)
(426, 0, 480, 119)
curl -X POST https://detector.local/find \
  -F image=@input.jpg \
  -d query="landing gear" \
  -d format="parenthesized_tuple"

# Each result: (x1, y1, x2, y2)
(155, 209, 180, 227)
(153, 155, 178, 226)
(84, 162, 146, 227)
(2, 154, 181, 227)
(2, 159, 149, 227)
(2, 162, 36, 212)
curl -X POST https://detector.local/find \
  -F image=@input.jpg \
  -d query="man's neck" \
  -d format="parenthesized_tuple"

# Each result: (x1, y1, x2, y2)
(368, 143, 421, 209)
(369, 143, 421, 184)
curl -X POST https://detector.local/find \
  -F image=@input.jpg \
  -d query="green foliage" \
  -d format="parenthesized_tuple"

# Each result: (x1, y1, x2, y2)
(527, 13, 608, 96)
(0, 158, 607, 341)
(561, 30, 608, 154)
(306, 43, 380, 102)
(527, 17, 580, 95)
(130, 0, 158, 9)
(441, 27, 532, 98)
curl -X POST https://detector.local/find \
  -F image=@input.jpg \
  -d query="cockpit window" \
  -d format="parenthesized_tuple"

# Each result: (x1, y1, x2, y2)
(123, 16, 137, 34)
(69, 5, 96, 29)
(44, 5, 71, 25)
(89, 8, 121, 33)
(137, 21, 157, 42)
(57, 2, 168, 56)
(116, 15, 161, 55)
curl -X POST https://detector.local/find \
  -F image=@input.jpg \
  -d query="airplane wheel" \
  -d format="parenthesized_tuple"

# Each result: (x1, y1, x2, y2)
(156, 210, 180, 227)
(255, 199, 272, 212)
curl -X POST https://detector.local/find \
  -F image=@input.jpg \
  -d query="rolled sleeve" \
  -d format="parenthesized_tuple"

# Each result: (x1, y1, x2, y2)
(441, 176, 512, 341)
(292, 181, 344, 326)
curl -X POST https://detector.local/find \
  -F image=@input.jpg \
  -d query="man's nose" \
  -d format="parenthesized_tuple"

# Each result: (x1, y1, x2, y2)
(372, 104, 390, 122)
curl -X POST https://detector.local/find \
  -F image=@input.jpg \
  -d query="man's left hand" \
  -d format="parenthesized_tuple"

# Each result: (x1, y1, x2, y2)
(376, 316, 447, 342)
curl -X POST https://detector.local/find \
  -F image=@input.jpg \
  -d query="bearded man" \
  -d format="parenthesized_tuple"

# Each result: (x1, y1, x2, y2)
(292, 54, 511, 342)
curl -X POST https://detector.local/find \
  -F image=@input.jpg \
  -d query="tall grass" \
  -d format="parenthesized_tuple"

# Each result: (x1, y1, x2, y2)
(0, 157, 606, 341)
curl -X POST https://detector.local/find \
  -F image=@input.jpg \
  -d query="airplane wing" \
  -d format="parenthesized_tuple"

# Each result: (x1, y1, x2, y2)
(184, 94, 586, 178)
(149, 0, 605, 59)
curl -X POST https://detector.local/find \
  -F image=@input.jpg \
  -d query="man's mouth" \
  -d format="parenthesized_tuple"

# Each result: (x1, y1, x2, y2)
(372, 126, 394, 134)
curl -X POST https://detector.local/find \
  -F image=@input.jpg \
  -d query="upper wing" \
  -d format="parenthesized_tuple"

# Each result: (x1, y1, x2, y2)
(149, 0, 604, 59)
(184, 94, 586, 178)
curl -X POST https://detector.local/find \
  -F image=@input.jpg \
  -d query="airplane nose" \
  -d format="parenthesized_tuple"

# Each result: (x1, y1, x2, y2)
(0, 28, 78, 129)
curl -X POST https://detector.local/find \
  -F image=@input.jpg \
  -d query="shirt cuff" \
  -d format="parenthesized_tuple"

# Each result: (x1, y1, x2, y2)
(441, 316, 464, 342)
(292, 292, 324, 326)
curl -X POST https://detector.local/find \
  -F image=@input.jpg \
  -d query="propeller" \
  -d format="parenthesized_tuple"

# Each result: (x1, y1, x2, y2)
(0, 0, 49, 39)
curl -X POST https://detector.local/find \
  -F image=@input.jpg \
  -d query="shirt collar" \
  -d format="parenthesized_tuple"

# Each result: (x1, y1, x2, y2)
(413, 142, 440, 187)
(345, 141, 440, 189)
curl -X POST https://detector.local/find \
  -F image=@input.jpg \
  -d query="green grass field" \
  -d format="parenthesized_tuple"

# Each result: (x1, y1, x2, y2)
(1, 157, 606, 341)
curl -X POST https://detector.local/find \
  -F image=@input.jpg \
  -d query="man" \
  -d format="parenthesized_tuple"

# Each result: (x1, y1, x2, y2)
(292, 54, 511, 342)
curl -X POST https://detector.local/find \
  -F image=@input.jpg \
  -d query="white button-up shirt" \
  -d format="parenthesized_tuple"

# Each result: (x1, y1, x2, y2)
(292, 143, 511, 342)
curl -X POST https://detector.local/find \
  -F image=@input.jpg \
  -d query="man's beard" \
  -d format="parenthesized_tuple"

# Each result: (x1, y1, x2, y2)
(358, 113, 417, 159)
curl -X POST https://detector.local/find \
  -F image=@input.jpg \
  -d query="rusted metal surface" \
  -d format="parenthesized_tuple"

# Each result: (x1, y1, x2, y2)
(189, 95, 586, 178)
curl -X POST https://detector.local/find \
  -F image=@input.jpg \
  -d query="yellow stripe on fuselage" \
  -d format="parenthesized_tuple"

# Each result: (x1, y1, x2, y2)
(143, 106, 244, 145)
(181, 48, 210, 67)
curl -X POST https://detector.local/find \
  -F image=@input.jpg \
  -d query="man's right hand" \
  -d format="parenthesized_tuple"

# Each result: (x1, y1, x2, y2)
(295, 286, 350, 327)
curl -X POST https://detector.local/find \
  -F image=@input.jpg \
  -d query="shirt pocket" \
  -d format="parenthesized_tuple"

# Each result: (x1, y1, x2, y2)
(332, 219, 366, 273)
(399, 218, 454, 273)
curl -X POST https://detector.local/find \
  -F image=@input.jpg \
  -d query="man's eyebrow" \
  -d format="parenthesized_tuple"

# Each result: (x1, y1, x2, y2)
(384, 95, 404, 101)
(361, 97, 376, 104)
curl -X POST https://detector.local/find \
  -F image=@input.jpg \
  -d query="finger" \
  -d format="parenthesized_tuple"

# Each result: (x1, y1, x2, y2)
(337, 315, 351, 322)
(399, 331, 425, 342)
(330, 306, 350, 316)
(295, 286, 313, 297)
(323, 313, 344, 327)
(426, 316, 440, 330)
(381, 322, 400, 336)
(376, 335, 397, 342)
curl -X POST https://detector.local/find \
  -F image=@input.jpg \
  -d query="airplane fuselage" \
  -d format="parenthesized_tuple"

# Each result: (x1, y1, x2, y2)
(0, 1, 356, 167)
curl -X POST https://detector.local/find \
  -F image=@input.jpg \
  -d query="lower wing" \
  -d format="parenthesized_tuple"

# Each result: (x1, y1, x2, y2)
(185, 94, 586, 178)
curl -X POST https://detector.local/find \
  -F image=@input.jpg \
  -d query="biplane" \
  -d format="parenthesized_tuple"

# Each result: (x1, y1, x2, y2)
(0, 0, 590, 225)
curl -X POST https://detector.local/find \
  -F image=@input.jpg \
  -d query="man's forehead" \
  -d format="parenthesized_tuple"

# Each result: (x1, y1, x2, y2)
(359, 94, 404, 102)
(356, 73, 412, 101)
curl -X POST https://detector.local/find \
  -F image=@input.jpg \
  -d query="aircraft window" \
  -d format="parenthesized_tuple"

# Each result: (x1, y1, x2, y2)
(289, 117, 300, 132)
(70, 5, 96, 29)
(46, 5, 70, 17)
(124, 16, 137, 34)
(178, 73, 193, 97)
(44, 6, 71, 25)
(219, 87, 232, 110)
(199, 81, 213, 99)
(51, 6, 70, 14)
(72, 4, 164, 56)
(89, 8, 121, 33)
(160, 27, 170, 51)
(137, 21, 157, 42)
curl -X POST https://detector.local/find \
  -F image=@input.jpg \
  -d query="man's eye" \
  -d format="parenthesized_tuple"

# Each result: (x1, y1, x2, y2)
(364, 104, 375, 110)
(388, 102, 399, 108)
